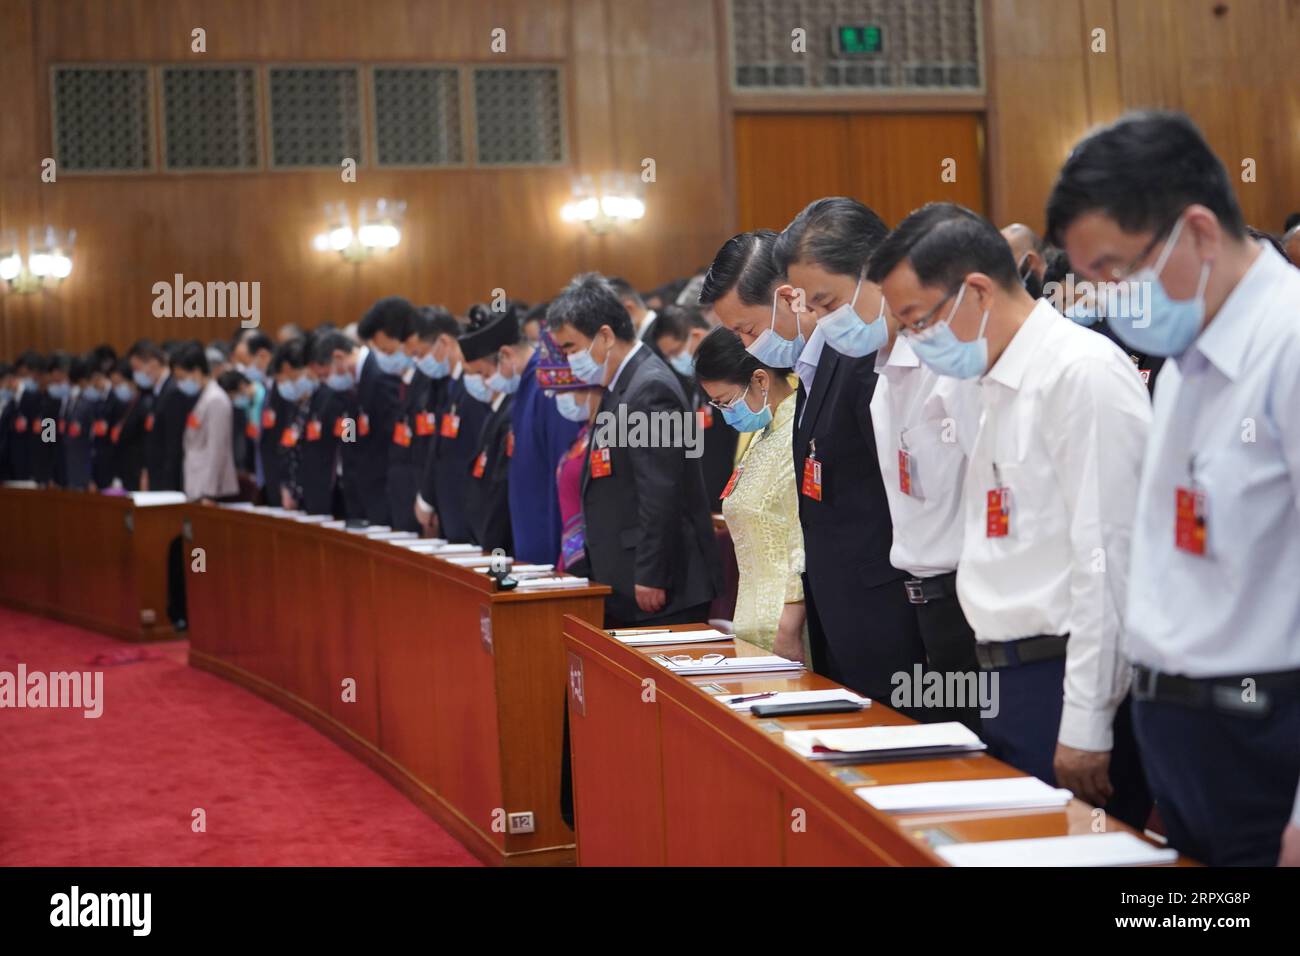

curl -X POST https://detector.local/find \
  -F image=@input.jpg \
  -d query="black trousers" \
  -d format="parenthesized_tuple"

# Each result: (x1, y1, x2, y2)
(912, 589, 984, 735)
(1134, 688, 1300, 865)
(981, 654, 1151, 831)
(559, 601, 713, 829)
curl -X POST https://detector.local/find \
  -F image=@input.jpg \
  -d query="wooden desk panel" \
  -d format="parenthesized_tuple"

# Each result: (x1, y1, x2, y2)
(564, 617, 1191, 867)
(0, 488, 181, 641)
(181, 506, 610, 867)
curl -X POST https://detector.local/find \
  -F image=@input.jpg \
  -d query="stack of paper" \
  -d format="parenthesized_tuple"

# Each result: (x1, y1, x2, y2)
(2, 480, 39, 489)
(441, 553, 497, 566)
(723, 688, 868, 711)
(612, 628, 734, 647)
(292, 514, 333, 523)
(512, 576, 589, 589)
(345, 524, 390, 534)
(130, 491, 188, 506)
(651, 654, 803, 676)
(936, 832, 1177, 867)
(220, 501, 257, 511)
(783, 722, 986, 763)
(367, 530, 417, 540)
(320, 520, 347, 529)
(475, 564, 555, 575)
(856, 777, 1071, 813)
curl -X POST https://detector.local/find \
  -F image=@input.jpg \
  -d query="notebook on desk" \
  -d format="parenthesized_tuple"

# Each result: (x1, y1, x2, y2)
(783, 722, 986, 763)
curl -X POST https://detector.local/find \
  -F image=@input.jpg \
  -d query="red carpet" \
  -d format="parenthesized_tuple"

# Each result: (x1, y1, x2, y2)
(0, 607, 479, 866)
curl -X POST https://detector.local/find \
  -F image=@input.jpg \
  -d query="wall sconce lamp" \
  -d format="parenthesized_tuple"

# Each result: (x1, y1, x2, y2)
(0, 226, 75, 294)
(560, 173, 646, 235)
(312, 199, 406, 263)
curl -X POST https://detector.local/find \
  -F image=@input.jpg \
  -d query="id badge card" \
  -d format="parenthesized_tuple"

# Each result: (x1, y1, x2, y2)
(280, 425, 300, 448)
(801, 453, 822, 501)
(472, 450, 487, 479)
(1175, 484, 1208, 556)
(986, 487, 1011, 538)
(589, 446, 612, 478)
(720, 465, 742, 500)
(415, 412, 436, 437)
(357, 413, 370, 437)
(392, 421, 412, 447)
(898, 447, 923, 499)
(306, 419, 323, 442)
(92, 419, 109, 437)
(440, 412, 460, 438)
(186, 413, 201, 431)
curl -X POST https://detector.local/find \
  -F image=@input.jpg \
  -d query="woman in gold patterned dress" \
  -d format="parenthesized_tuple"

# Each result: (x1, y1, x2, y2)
(693, 326, 806, 660)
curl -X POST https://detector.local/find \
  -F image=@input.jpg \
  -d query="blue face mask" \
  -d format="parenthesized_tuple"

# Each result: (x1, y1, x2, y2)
(113, 382, 134, 403)
(417, 353, 450, 379)
(746, 289, 805, 367)
(568, 335, 609, 385)
(0, 388, 13, 404)
(374, 348, 411, 376)
(276, 378, 301, 402)
(81, 385, 105, 402)
(176, 377, 201, 397)
(233, 394, 251, 410)
(326, 371, 353, 392)
(133, 369, 155, 390)
(462, 372, 492, 403)
(239, 363, 265, 385)
(908, 283, 991, 380)
(49, 382, 71, 400)
(298, 376, 319, 399)
(1113, 214, 1212, 358)
(555, 391, 590, 423)
(668, 350, 695, 376)
(487, 367, 521, 395)
(819, 277, 888, 358)
(720, 381, 773, 433)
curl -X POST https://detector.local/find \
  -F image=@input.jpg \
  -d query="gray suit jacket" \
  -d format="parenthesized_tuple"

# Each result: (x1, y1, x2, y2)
(183, 380, 238, 500)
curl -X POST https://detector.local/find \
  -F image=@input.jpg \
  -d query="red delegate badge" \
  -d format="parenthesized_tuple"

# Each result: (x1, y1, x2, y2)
(720, 466, 742, 500)
(800, 455, 822, 501)
(472, 450, 487, 479)
(1175, 486, 1207, 556)
(306, 419, 322, 442)
(440, 413, 460, 438)
(986, 487, 1011, 538)
(589, 446, 612, 479)
(392, 421, 412, 447)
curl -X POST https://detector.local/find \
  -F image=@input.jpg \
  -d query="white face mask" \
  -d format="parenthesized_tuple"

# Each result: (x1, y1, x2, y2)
(745, 289, 805, 367)
(818, 276, 888, 358)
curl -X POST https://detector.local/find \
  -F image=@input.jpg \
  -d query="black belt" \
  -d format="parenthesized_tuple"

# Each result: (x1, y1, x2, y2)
(975, 634, 1068, 669)
(903, 572, 958, 605)
(1131, 663, 1300, 718)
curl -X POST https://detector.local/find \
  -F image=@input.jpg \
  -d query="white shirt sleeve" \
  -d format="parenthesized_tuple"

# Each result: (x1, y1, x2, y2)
(1043, 355, 1152, 751)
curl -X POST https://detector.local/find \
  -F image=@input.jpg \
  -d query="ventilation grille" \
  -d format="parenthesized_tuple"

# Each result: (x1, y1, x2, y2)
(161, 66, 260, 170)
(268, 66, 363, 168)
(730, 0, 982, 92)
(472, 67, 564, 166)
(373, 67, 463, 166)
(52, 66, 153, 171)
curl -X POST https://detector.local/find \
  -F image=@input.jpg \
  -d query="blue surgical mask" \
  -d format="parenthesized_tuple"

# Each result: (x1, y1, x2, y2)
(555, 391, 590, 422)
(668, 350, 695, 376)
(276, 378, 301, 401)
(375, 348, 411, 376)
(48, 382, 70, 400)
(177, 377, 201, 397)
(326, 371, 353, 392)
(298, 376, 319, 399)
(819, 277, 888, 358)
(113, 382, 134, 403)
(133, 369, 155, 390)
(720, 382, 773, 433)
(81, 385, 105, 402)
(1063, 301, 1098, 325)
(0, 388, 13, 404)
(462, 372, 492, 403)
(487, 368, 520, 395)
(746, 289, 805, 367)
(1114, 214, 1212, 358)
(417, 353, 450, 379)
(239, 363, 265, 385)
(568, 336, 609, 385)
(908, 283, 991, 380)
(233, 394, 251, 410)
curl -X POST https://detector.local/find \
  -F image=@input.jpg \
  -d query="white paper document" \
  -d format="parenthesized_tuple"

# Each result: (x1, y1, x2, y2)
(651, 654, 803, 676)
(512, 576, 589, 589)
(723, 688, 868, 711)
(936, 832, 1178, 867)
(345, 524, 390, 534)
(856, 777, 1071, 814)
(613, 628, 734, 646)
(129, 491, 187, 507)
(784, 722, 986, 760)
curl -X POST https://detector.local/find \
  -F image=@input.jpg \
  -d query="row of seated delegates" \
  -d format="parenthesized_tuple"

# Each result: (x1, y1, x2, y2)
(643, 304, 739, 512)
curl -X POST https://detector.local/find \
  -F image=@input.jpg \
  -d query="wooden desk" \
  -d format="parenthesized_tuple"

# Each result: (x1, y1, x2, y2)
(0, 487, 182, 641)
(183, 506, 609, 867)
(563, 618, 1191, 866)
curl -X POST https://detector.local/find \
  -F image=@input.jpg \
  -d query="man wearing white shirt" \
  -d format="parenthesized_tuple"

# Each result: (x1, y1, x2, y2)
(872, 202, 1153, 828)
(1050, 110, 1300, 866)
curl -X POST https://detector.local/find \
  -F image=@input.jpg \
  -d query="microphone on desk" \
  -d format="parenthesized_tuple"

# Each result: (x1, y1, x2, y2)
(488, 549, 517, 590)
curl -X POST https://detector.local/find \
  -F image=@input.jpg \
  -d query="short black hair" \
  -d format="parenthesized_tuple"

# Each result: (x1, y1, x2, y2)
(90, 344, 118, 371)
(358, 296, 417, 342)
(0, 362, 13, 378)
(217, 369, 248, 394)
(127, 339, 169, 364)
(244, 332, 274, 356)
(271, 337, 307, 373)
(1045, 110, 1246, 247)
(47, 350, 71, 375)
(310, 331, 357, 366)
(773, 197, 889, 276)
(523, 301, 550, 327)
(546, 273, 636, 342)
(16, 350, 44, 373)
(68, 354, 91, 383)
(606, 277, 644, 309)
(867, 202, 1020, 293)
(693, 325, 784, 387)
(1283, 212, 1300, 234)
(173, 339, 209, 375)
(112, 358, 133, 379)
(650, 304, 708, 343)
(698, 230, 782, 307)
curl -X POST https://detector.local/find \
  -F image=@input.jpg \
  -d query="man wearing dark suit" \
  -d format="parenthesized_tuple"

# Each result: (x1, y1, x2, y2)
(34, 352, 71, 486)
(109, 361, 148, 491)
(61, 356, 98, 490)
(418, 356, 489, 543)
(701, 230, 924, 703)
(549, 272, 721, 627)
(298, 347, 346, 516)
(5, 353, 45, 481)
(129, 340, 193, 492)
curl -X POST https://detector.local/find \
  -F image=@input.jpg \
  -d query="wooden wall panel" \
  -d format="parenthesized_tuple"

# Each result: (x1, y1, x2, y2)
(0, 0, 730, 354)
(735, 112, 985, 232)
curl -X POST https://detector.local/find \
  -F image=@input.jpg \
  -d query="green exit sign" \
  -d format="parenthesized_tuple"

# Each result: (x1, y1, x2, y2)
(835, 25, 883, 55)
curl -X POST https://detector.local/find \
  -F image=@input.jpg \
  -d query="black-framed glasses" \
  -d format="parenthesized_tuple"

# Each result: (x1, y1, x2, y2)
(1106, 211, 1185, 282)
(899, 285, 962, 337)
(707, 382, 750, 411)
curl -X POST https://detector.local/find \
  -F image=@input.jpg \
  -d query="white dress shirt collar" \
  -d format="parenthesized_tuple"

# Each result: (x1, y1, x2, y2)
(984, 299, 1059, 391)
(795, 320, 826, 392)
(1182, 243, 1269, 382)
